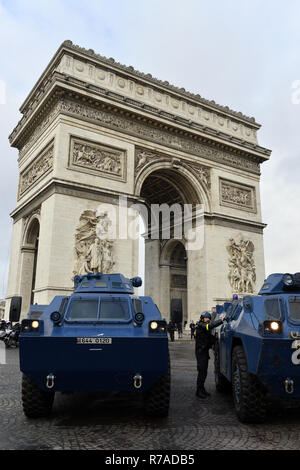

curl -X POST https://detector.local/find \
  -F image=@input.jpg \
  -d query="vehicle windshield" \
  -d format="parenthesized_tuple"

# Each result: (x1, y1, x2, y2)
(67, 298, 99, 321)
(66, 296, 131, 322)
(99, 297, 130, 320)
(264, 298, 282, 320)
(288, 296, 300, 322)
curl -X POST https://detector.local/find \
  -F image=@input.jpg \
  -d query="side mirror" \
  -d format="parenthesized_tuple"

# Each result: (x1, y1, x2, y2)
(9, 297, 22, 323)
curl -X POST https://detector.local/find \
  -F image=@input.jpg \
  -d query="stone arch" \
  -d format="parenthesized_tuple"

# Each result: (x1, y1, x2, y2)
(158, 239, 188, 324)
(160, 238, 188, 266)
(134, 159, 211, 212)
(22, 211, 41, 247)
(20, 212, 41, 314)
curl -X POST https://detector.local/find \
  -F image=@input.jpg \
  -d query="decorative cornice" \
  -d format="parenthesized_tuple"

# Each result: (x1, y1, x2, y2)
(60, 41, 259, 125)
(60, 97, 263, 173)
(8, 41, 272, 161)
(14, 94, 264, 177)
(205, 212, 266, 234)
(9, 77, 270, 160)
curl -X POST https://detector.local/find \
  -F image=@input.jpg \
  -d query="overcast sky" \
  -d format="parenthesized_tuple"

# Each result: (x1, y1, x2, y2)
(0, 0, 300, 298)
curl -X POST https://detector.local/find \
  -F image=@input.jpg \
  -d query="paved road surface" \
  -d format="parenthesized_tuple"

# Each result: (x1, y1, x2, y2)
(1, 341, 300, 450)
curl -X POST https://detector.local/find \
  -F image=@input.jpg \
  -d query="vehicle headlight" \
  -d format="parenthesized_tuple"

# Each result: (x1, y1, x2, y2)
(150, 321, 158, 330)
(21, 319, 43, 333)
(270, 321, 280, 331)
(263, 320, 282, 334)
(148, 320, 167, 334)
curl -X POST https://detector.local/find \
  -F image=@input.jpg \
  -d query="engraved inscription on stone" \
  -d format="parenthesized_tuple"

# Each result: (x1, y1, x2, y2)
(220, 178, 256, 212)
(69, 137, 127, 182)
(18, 142, 54, 198)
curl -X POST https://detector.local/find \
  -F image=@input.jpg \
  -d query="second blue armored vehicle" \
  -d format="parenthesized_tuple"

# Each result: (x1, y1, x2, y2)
(213, 273, 300, 423)
(11, 273, 170, 418)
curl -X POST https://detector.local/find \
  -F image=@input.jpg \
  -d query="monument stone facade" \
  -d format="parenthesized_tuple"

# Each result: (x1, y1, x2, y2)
(5, 41, 271, 321)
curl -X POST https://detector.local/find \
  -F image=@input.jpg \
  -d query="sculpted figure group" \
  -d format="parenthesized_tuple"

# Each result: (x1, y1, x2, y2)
(227, 237, 256, 294)
(73, 210, 115, 277)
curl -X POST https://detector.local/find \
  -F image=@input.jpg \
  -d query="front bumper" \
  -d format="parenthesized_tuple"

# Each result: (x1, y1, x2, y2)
(257, 337, 300, 398)
(19, 336, 169, 392)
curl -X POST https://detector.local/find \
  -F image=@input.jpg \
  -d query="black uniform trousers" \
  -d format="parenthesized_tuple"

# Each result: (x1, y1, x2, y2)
(196, 348, 210, 390)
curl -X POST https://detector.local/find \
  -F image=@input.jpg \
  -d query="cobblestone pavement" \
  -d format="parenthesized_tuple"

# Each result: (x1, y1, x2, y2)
(1, 341, 300, 450)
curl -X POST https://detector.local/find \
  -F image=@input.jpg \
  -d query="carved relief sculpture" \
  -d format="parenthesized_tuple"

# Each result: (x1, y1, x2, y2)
(220, 179, 256, 212)
(134, 147, 211, 190)
(18, 143, 54, 198)
(69, 137, 126, 182)
(227, 236, 256, 293)
(73, 210, 115, 276)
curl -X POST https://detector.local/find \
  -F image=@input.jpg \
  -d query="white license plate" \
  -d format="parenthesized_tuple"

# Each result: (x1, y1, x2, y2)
(76, 337, 112, 344)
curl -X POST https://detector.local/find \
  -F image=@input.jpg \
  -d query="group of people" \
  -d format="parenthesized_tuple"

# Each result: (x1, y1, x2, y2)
(167, 309, 227, 399)
(167, 321, 185, 341)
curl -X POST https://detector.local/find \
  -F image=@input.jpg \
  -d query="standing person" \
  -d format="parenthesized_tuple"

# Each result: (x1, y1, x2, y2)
(189, 320, 196, 339)
(177, 322, 183, 339)
(195, 311, 226, 398)
(167, 321, 175, 342)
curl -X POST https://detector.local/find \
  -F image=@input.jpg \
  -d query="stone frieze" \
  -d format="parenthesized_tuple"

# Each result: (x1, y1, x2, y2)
(59, 98, 260, 174)
(220, 178, 256, 212)
(18, 142, 54, 198)
(69, 137, 126, 182)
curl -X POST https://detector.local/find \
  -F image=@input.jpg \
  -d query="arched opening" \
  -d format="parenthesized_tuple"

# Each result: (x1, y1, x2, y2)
(169, 241, 187, 326)
(20, 217, 40, 316)
(138, 167, 202, 322)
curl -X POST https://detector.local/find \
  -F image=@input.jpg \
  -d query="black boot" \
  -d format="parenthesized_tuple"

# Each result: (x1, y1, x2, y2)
(196, 388, 207, 398)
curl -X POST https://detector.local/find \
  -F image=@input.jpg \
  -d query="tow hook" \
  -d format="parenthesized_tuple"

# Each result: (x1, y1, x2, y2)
(290, 331, 300, 339)
(133, 373, 142, 389)
(46, 373, 55, 389)
(285, 377, 294, 394)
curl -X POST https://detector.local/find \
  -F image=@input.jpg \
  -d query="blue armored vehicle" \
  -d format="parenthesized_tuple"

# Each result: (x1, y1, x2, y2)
(213, 273, 300, 423)
(11, 273, 170, 418)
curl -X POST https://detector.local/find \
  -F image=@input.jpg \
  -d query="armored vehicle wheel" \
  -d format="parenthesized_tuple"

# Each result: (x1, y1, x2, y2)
(214, 345, 231, 393)
(22, 375, 55, 418)
(144, 360, 170, 418)
(231, 346, 266, 423)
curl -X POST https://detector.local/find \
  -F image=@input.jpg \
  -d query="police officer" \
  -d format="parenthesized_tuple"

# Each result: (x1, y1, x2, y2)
(195, 311, 226, 398)
(167, 321, 175, 342)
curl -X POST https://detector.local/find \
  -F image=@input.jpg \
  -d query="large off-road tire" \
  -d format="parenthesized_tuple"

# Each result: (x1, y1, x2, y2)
(144, 359, 170, 418)
(214, 344, 231, 393)
(22, 374, 55, 418)
(231, 346, 266, 423)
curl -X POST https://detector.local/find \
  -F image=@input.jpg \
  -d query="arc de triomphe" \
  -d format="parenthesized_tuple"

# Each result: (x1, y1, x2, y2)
(5, 41, 271, 321)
